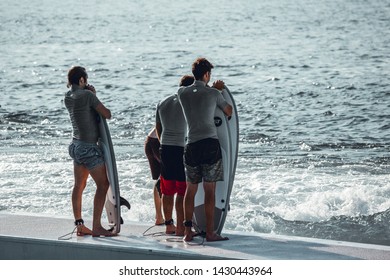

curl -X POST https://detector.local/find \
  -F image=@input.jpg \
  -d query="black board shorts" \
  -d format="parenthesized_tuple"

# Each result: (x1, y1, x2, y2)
(184, 138, 223, 183)
(160, 144, 186, 181)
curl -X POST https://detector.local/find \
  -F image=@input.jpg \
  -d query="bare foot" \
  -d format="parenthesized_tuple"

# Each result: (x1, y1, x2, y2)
(206, 233, 229, 242)
(166, 224, 176, 235)
(77, 225, 93, 236)
(176, 225, 185, 237)
(92, 226, 117, 237)
(183, 231, 197, 242)
(155, 219, 165, 226)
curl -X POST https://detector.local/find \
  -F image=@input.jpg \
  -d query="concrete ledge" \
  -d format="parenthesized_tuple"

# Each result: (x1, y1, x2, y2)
(1, 213, 390, 260)
(0, 235, 213, 260)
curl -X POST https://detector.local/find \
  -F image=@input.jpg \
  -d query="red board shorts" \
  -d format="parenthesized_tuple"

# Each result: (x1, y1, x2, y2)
(160, 176, 187, 196)
(159, 144, 187, 196)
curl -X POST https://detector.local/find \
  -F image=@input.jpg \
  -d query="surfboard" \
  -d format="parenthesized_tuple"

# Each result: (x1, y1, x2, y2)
(193, 86, 239, 235)
(97, 115, 130, 234)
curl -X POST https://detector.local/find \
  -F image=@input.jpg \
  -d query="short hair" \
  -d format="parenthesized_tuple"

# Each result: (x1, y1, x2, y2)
(192, 58, 214, 80)
(179, 75, 195, 87)
(67, 66, 88, 87)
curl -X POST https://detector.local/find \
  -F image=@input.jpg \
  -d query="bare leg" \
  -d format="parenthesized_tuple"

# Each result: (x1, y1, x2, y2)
(203, 181, 216, 238)
(153, 184, 164, 225)
(204, 181, 228, 242)
(72, 163, 92, 235)
(89, 164, 116, 237)
(183, 182, 198, 242)
(175, 194, 185, 236)
(162, 194, 176, 234)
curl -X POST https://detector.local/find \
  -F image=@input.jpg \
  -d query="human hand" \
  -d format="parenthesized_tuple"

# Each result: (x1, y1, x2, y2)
(85, 84, 96, 94)
(212, 80, 225, 90)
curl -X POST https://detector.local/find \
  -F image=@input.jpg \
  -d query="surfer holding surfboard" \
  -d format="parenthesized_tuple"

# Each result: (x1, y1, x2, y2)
(64, 66, 116, 237)
(178, 58, 233, 242)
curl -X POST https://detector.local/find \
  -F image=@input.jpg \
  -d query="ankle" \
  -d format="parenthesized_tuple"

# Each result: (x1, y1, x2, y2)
(183, 220, 193, 227)
(165, 219, 174, 226)
(74, 219, 84, 226)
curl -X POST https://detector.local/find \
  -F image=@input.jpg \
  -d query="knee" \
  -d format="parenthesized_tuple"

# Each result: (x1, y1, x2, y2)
(73, 182, 86, 192)
(96, 181, 109, 193)
(184, 187, 196, 198)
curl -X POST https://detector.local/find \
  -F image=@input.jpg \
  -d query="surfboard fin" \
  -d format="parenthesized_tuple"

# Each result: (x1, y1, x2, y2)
(120, 196, 131, 210)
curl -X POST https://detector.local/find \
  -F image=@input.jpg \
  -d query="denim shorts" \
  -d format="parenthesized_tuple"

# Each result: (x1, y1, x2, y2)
(68, 139, 105, 170)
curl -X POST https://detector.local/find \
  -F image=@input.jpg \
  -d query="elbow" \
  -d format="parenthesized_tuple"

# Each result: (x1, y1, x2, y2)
(226, 105, 233, 117)
(96, 104, 111, 119)
(228, 107, 233, 117)
(104, 109, 112, 119)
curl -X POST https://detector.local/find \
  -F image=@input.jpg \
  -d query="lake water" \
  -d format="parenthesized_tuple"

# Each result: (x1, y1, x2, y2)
(1, 0, 390, 246)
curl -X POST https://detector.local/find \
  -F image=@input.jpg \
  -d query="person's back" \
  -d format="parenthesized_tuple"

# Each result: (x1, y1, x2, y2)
(65, 86, 100, 143)
(156, 74, 194, 236)
(156, 94, 186, 147)
(178, 80, 228, 144)
(64, 66, 115, 238)
(178, 57, 232, 242)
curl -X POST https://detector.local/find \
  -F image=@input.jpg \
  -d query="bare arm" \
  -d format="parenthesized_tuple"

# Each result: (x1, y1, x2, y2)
(155, 122, 162, 141)
(95, 103, 111, 119)
(223, 104, 233, 118)
(86, 84, 111, 119)
(212, 80, 232, 117)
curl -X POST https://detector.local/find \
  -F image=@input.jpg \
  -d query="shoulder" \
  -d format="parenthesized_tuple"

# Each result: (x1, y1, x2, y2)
(85, 89, 95, 96)
(73, 88, 95, 97)
(177, 86, 189, 96)
(78, 90, 101, 107)
(160, 94, 174, 103)
(200, 85, 221, 97)
(86, 90, 101, 103)
(208, 87, 221, 95)
(158, 94, 175, 108)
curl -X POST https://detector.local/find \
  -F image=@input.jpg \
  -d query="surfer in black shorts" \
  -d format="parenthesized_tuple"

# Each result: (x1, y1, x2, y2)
(65, 66, 116, 237)
(177, 58, 232, 242)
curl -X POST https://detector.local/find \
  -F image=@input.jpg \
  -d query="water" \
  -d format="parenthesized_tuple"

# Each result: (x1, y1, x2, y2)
(1, 0, 390, 246)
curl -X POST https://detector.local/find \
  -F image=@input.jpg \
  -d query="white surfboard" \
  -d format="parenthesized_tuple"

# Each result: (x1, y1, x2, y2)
(193, 86, 239, 235)
(98, 116, 130, 234)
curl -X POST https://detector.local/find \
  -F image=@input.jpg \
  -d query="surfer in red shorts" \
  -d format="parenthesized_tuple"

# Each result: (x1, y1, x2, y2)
(156, 75, 195, 236)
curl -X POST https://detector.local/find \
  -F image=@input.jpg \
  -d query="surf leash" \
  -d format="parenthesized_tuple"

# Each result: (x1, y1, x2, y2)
(57, 227, 77, 240)
(182, 222, 206, 246)
(143, 220, 206, 245)
(142, 224, 166, 237)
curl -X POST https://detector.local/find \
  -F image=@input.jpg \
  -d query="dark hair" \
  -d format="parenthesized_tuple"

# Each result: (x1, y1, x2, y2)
(192, 58, 214, 80)
(179, 75, 195, 87)
(67, 66, 88, 87)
